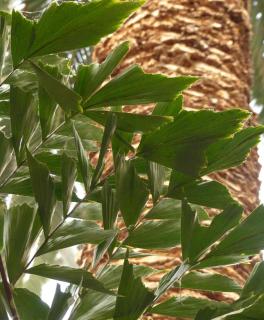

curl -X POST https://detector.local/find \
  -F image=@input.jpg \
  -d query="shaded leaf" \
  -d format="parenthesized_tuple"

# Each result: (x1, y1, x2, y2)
(37, 219, 115, 255)
(145, 198, 182, 220)
(147, 161, 166, 203)
(75, 41, 130, 99)
(48, 284, 72, 320)
(30, 62, 82, 114)
(61, 153, 77, 216)
(85, 65, 197, 108)
(116, 158, 148, 227)
(4, 204, 40, 284)
(27, 150, 56, 237)
(241, 262, 264, 298)
(152, 95, 183, 116)
(0, 131, 13, 179)
(113, 256, 154, 319)
(26, 264, 113, 295)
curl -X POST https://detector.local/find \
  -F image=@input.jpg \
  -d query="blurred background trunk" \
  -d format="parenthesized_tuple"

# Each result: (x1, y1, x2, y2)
(81, 1, 261, 319)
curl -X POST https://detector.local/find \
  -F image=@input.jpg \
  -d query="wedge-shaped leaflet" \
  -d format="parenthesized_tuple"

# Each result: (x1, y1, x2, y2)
(145, 198, 182, 220)
(175, 271, 242, 293)
(170, 180, 237, 209)
(241, 262, 264, 298)
(37, 219, 115, 255)
(27, 150, 56, 237)
(0, 201, 4, 252)
(10, 86, 37, 163)
(14, 288, 49, 320)
(116, 158, 148, 227)
(138, 109, 248, 176)
(26, 264, 113, 295)
(69, 291, 116, 320)
(61, 153, 77, 217)
(0, 130, 13, 178)
(72, 123, 90, 194)
(113, 256, 154, 320)
(75, 41, 130, 99)
(208, 205, 264, 257)
(85, 65, 197, 108)
(11, 0, 143, 64)
(155, 263, 189, 300)
(98, 264, 157, 290)
(91, 113, 117, 188)
(4, 204, 40, 284)
(182, 203, 243, 263)
(47, 284, 72, 320)
(85, 110, 173, 133)
(147, 161, 166, 203)
(151, 297, 228, 319)
(126, 220, 181, 249)
(153, 95, 183, 116)
(31, 62, 82, 114)
(203, 126, 264, 174)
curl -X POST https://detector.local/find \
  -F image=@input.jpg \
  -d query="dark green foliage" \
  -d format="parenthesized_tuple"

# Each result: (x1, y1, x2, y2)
(0, 1, 263, 320)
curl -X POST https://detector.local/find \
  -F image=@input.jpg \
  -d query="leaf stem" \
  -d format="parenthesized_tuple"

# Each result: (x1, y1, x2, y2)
(0, 255, 19, 320)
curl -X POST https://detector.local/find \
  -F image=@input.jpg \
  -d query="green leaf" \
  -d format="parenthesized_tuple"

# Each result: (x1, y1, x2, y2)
(194, 255, 250, 270)
(154, 263, 189, 300)
(113, 255, 154, 320)
(145, 198, 182, 220)
(37, 219, 115, 255)
(75, 41, 130, 99)
(38, 64, 63, 139)
(71, 202, 102, 221)
(61, 153, 77, 216)
(91, 113, 117, 188)
(14, 288, 49, 320)
(181, 200, 197, 261)
(26, 0, 143, 58)
(72, 123, 90, 194)
(85, 65, 197, 108)
(10, 86, 37, 164)
(69, 291, 116, 320)
(98, 264, 157, 290)
(11, 10, 34, 67)
(0, 201, 4, 252)
(151, 296, 228, 319)
(203, 126, 264, 174)
(138, 109, 248, 176)
(241, 262, 264, 298)
(4, 204, 40, 284)
(152, 95, 183, 116)
(170, 180, 237, 209)
(47, 284, 72, 320)
(101, 181, 118, 230)
(85, 110, 173, 133)
(26, 150, 56, 237)
(208, 205, 264, 257)
(186, 204, 243, 263)
(147, 161, 166, 203)
(30, 62, 82, 114)
(125, 220, 181, 249)
(0, 131, 13, 178)
(26, 264, 113, 295)
(175, 271, 242, 293)
(116, 158, 148, 227)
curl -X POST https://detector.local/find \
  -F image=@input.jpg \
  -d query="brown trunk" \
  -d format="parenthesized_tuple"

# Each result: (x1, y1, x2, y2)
(81, 1, 261, 318)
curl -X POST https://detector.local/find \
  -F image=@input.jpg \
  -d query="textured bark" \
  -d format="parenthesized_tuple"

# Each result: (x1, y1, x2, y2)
(80, 0, 261, 318)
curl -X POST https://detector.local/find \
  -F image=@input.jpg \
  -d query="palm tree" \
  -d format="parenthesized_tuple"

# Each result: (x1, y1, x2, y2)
(80, 1, 262, 318)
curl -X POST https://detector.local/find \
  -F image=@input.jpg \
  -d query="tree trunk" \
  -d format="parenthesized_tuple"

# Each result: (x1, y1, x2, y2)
(81, 1, 261, 318)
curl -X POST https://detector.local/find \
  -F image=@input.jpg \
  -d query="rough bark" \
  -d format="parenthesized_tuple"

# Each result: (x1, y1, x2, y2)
(80, 0, 261, 318)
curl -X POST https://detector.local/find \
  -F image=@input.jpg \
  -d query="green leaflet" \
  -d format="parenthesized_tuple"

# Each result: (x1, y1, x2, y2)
(47, 285, 72, 320)
(4, 204, 40, 284)
(11, 0, 143, 64)
(85, 110, 173, 133)
(10, 86, 37, 164)
(26, 150, 56, 238)
(85, 65, 197, 108)
(147, 161, 166, 203)
(37, 219, 115, 255)
(241, 262, 264, 298)
(75, 41, 130, 99)
(116, 158, 149, 227)
(30, 62, 82, 114)
(26, 264, 113, 295)
(0, 130, 13, 178)
(61, 153, 77, 217)
(113, 256, 154, 320)
(138, 109, 249, 176)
